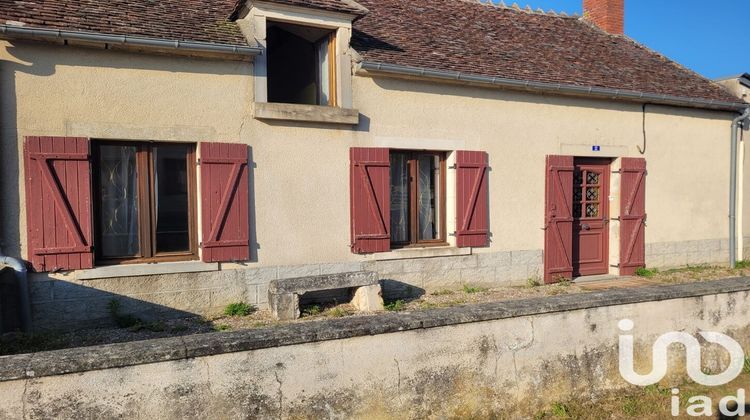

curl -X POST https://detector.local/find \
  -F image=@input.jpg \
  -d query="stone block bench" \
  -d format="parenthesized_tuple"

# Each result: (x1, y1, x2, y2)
(268, 271, 383, 320)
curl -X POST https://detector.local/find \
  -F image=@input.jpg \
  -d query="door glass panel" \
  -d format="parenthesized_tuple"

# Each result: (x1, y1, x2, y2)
(98, 145, 140, 258)
(417, 154, 440, 240)
(390, 153, 410, 243)
(586, 203, 599, 217)
(153, 144, 190, 253)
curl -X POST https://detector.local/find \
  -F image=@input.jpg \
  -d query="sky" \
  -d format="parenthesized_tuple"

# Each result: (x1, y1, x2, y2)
(502, 0, 749, 79)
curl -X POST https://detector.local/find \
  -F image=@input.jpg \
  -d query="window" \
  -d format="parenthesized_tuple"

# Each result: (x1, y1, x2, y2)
(266, 21, 336, 106)
(92, 141, 197, 263)
(390, 151, 446, 246)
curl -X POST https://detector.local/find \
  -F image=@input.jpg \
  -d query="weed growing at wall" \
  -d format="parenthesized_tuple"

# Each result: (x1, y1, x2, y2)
(223, 302, 255, 317)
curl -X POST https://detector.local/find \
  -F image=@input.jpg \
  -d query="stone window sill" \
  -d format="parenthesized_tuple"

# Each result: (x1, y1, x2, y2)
(254, 102, 359, 125)
(365, 246, 471, 261)
(73, 261, 219, 280)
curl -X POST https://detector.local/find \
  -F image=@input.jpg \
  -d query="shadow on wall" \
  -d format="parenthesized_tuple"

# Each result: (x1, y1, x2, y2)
(247, 147, 259, 263)
(24, 273, 208, 333)
(380, 279, 425, 301)
(369, 75, 739, 122)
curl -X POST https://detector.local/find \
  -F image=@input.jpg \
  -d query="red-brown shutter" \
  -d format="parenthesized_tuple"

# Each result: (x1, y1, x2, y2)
(543, 155, 574, 283)
(24, 136, 93, 272)
(350, 147, 390, 253)
(200, 142, 250, 262)
(619, 158, 647, 275)
(456, 151, 489, 248)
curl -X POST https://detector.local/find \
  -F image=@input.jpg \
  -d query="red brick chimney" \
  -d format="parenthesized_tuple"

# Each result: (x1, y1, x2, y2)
(583, 0, 624, 34)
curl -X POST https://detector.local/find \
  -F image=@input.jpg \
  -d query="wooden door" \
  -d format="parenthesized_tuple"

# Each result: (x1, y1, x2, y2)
(572, 158, 610, 276)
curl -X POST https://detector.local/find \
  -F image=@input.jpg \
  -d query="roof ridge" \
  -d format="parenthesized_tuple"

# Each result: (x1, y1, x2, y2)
(456, 0, 579, 18)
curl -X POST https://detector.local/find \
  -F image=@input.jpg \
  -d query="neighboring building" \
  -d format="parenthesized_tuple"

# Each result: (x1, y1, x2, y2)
(0, 0, 747, 330)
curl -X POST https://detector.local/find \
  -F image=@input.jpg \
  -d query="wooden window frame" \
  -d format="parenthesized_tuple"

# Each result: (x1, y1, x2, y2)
(92, 141, 198, 265)
(390, 151, 447, 248)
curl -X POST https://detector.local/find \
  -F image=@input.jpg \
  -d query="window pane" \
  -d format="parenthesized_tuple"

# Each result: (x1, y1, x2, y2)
(153, 145, 190, 253)
(317, 36, 330, 106)
(98, 145, 140, 258)
(390, 153, 410, 243)
(418, 155, 440, 241)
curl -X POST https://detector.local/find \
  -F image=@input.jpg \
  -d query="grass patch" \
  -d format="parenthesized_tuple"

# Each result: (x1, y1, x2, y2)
(213, 324, 231, 332)
(462, 284, 487, 294)
(327, 307, 350, 318)
(549, 401, 570, 418)
(635, 266, 659, 277)
(431, 289, 455, 296)
(0, 332, 68, 356)
(744, 356, 750, 374)
(526, 277, 541, 288)
(302, 304, 322, 317)
(223, 302, 255, 317)
(735, 260, 750, 269)
(384, 299, 406, 311)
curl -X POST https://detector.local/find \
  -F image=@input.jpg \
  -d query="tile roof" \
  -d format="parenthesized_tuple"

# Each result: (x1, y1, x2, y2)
(0, 0, 247, 45)
(0, 0, 742, 106)
(351, 0, 742, 105)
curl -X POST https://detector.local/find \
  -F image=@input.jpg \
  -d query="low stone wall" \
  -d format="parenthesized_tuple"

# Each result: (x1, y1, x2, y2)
(3, 278, 750, 419)
(26, 238, 729, 331)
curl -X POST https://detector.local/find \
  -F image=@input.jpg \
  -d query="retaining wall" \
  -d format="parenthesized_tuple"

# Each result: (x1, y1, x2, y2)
(2, 277, 750, 419)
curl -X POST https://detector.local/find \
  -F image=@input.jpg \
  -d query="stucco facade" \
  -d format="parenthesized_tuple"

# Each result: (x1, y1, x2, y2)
(0, 38, 742, 329)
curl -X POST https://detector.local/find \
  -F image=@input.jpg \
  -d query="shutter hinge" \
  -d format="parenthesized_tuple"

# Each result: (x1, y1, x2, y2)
(448, 231, 457, 237)
(611, 170, 621, 174)
(196, 158, 201, 165)
(448, 164, 457, 169)
(610, 264, 620, 268)
(198, 242, 203, 249)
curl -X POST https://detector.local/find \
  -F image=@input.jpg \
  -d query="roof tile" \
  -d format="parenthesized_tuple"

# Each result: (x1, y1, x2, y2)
(352, 0, 741, 104)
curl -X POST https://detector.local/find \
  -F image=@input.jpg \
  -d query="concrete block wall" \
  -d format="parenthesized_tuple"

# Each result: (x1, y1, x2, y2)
(364, 250, 543, 299)
(27, 238, 730, 331)
(645, 238, 729, 269)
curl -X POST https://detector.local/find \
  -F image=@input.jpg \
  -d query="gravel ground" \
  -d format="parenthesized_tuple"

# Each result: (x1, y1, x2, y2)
(1, 264, 747, 356)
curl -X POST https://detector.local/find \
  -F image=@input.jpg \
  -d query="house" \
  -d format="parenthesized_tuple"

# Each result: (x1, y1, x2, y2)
(0, 0, 747, 330)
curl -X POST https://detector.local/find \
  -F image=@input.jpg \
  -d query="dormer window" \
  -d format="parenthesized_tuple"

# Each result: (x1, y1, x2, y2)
(239, 0, 361, 124)
(267, 21, 336, 106)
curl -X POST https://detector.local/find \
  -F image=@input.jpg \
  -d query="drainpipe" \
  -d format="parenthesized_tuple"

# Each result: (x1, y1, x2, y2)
(730, 107, 750, 268)
(0, 256, 31, 332)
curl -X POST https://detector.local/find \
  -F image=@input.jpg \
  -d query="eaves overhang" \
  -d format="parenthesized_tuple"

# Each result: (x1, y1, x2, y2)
(0, 24, 262, 59)
(359, 61, 749, 113)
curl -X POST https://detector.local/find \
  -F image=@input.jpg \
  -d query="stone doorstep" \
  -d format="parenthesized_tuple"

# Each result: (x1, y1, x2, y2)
(268, 271, 384, 320)
(3, 277, 750, 383)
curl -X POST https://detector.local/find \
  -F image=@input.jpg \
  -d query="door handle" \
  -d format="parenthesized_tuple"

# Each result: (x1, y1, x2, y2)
(581, 224, 591, 230)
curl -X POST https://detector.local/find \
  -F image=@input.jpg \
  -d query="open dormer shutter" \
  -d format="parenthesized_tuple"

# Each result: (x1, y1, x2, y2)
(24, 136, 94, 272)
(200, 142, 250, 262)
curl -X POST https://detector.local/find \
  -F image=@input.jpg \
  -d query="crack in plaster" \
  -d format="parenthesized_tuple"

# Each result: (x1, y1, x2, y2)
(274, 370, 283, 420)
(394, 358, 402, 404)
(202, 358, 214, 398)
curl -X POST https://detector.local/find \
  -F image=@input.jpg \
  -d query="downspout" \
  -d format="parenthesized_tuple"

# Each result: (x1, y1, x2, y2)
(0, 256, 31, 332)
(730, 107, 750, 268)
